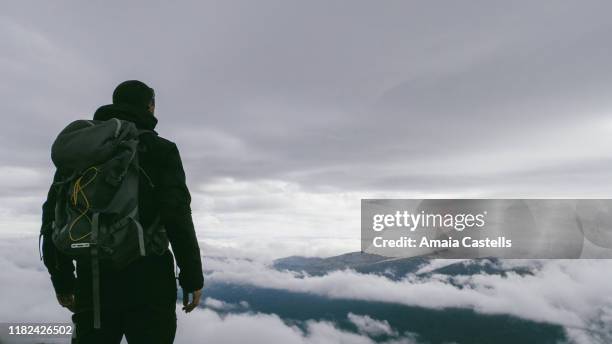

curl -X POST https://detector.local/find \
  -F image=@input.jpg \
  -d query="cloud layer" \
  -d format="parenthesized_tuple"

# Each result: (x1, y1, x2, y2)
(204, 252, 612, 342)
(2, 235, 611, 343)
(3, 2, 612, 253)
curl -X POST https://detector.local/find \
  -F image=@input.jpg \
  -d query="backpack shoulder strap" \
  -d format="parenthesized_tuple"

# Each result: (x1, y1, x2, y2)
(137, 129, 157, 136)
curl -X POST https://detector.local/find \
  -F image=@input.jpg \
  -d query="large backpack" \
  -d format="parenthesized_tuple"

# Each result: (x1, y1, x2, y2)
(50, 117, 168, 328)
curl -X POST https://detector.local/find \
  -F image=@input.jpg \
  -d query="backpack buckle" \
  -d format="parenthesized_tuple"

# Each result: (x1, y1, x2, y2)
(70, 242, 94, 249)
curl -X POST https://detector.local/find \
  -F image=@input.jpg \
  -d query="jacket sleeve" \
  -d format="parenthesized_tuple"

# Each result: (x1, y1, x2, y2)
(158, 143, 204, 292)
(41, 170, 76, 295)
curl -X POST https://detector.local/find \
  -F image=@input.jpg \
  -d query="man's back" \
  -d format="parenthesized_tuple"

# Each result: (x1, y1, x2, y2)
(41, 81, 203, 344)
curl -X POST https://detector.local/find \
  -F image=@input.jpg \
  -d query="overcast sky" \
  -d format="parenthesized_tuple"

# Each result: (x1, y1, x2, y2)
(2, 1, 612, 256)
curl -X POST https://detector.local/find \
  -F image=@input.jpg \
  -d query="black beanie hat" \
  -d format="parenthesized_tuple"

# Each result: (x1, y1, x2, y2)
(112, 80, 155, 109)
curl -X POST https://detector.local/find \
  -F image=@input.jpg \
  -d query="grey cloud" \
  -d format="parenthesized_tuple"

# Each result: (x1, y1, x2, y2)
(347, 313, 398, 337)
(202, 297, 250, 312)
(4, 1, 612, 264)
(204, 253, 612, 342)
(175, 309, 418, 344)
(2, 1, 612, 196)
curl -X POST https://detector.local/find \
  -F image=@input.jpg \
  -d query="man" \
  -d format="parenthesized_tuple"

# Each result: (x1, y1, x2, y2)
(41, 80, 204, 343)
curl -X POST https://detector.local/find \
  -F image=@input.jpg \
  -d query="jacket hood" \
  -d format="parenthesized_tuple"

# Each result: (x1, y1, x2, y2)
(93, 103, 158, 131)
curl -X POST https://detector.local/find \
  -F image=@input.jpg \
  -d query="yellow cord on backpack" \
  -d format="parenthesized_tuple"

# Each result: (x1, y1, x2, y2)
(69, 166, 99, 241)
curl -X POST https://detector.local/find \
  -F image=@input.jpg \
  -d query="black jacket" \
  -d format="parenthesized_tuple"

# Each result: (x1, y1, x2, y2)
(41, 104, 204, 309)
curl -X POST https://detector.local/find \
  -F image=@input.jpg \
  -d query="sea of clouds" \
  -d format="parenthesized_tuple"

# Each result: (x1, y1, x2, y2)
(1, 235, 611, 343)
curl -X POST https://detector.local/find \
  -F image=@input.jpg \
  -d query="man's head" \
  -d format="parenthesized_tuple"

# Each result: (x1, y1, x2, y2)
(112, 80, 155, 114)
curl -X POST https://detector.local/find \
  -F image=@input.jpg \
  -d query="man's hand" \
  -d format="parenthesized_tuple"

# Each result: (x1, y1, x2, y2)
(182, 288, 202, 313)
(56, 293, 75, 313)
